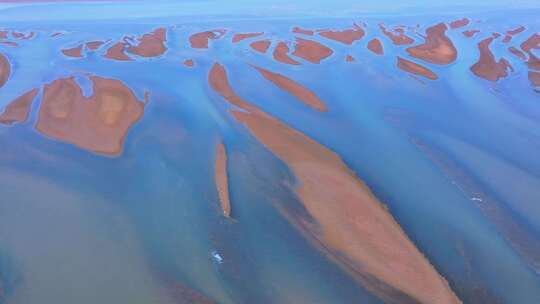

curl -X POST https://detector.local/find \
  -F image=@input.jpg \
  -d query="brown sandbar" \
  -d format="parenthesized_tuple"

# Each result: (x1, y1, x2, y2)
(367, 38, 384, 55)
(463, 30, 480, 38)
(61, 44, 83, 58)
(397, 56, 438, 80)
(406, 23, 457, 65)
(273, 42, 300, 65)
(0, 52, 10, 88)
(189, 29, 226, 49)
(530, 71, 540, 87)
(208, 62, 461, 304)
(251, 65, 328, 111)
(292, 27, 314, 36)
(249, 39, 271, 53)
(291, 37, 333, 64)
(232, 32, 263, 43)
(0, 89, 38, 125)
(127, 28, 167, 57)
(215, 142, 231, 217)
(379, 24, 414, 45)
(471, 36, 513, 81)
(35, 76, 144, 156)
(450, 18, 469, 29)
(319, 25, 364, 45)
(104, 42, 131, 61)
(183, 59, 194, 67)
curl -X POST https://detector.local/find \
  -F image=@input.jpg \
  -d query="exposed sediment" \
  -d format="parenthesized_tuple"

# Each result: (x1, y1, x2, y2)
(183, 59, 195, 67)
(208, 62, 461, 304)
(273, 42, 300, 65)
(397, 56, 438, 80)
(249, 39, 271, 53)
(127, 28, 167, 57)
(502, 26, 525, 43)
(104, 42, 131, 61)
(471, 36, 513, 81)
(86, 40, 106, 51)
(189, 29, 226, 49)
(319, 25, 364, 45)
(62, 45, 83, 58)
(35, 76, 144, 156)
(367, 38, 384, 55)
(0, 52, 9, 88)
(251, 65, 328, 111)
(379, 24, 414, 45)
(450, 18, 469, 29)
(0, 89, 38, 125)
(463, 30, 479, 38)
(215, 142, 231, 218)
(530, 71, 540, 87)
(232, 32, 263, 43)
(406, 23, 457, 65)
(508, 46, 526, 61)
(292, 27, 314, 35)
(291, 38, 333, 64)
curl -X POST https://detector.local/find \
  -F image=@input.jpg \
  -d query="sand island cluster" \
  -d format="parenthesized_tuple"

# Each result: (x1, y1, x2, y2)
(0, 16, 539, 303)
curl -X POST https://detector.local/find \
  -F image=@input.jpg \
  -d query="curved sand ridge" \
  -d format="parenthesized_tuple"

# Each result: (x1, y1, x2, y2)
(0, 89, 38, 125)
(397, 56, 438, 80)
(251, 65, 328, 111)
(463, 30, 480, 38)
(208, 63, 461, 304)
(127, 28, 167, 57)
(273, 42, 300, 65)
(189, 29, 226, 49)
(318, 25, 364, 45)
(214, 142, 231, 217)
(471, 35, 513, 81)
(35, 76, 145, 156)
(0, 52, 10, 88)
(379, 24, 414, 45)
(291, 37, 333, 64)
(406, 23, 457, 65)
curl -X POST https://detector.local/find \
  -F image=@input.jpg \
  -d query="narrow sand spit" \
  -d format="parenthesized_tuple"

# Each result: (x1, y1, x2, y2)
(232, 32, 263, 43)
(215, 142, 231, 218)
(397, 56, 438, 80)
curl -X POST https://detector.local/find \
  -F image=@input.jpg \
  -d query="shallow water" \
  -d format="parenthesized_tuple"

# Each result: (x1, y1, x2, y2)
(1, 4, 540, 304)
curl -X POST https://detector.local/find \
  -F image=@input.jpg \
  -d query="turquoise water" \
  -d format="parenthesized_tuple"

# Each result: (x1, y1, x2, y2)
(1, 6, 540, 304)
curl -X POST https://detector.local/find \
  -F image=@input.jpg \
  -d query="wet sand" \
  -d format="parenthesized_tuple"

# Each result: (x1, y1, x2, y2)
(232, 32, 263, 43)
(367, 38, 384, 55)
(463, 30, 480, 38)
(127, 28, 167, 57)
(249, 39, 271, 53)
(214, 142, 231, 218)
(104, 42, 131, 61)
(35, 76, 144, 156)
(62, 45, 83, 58)
(508, 46, 526, 61)
(345, 55, 354, 62)
(450, 18, 469, 29)
(208, 62, 461, 304)
(291, 38, 333, 64)
(85, 40, 106, 51)
(471, 36, 512, 81)
(251, 65, 328, 111)
(379, 24, 414, 45)
(189, 29, 226, 49)
(273, 42, 300, 65)
(502, 26, 525, 43)
(397, 56, 438, 80)
(530, 71, 540, 87)
(292, 27, 314, 35)
(183, 59, 195, 67)
(0, 89, 38, 125)
(319, 25, 364, 45)
(406, 23, 457, 65)
(0, 52, 9, 88)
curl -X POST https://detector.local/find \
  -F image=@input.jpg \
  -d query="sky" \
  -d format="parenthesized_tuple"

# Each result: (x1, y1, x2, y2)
(0, 0, 538, 22)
